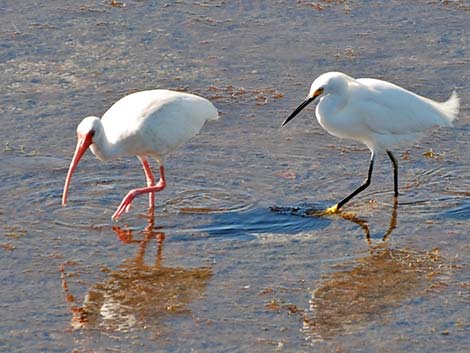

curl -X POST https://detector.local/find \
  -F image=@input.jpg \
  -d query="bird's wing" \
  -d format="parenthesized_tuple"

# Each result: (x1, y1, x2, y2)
(141, 92, 218, 152)
(101, 90, 218, 148)
(353, 78, 451, 135)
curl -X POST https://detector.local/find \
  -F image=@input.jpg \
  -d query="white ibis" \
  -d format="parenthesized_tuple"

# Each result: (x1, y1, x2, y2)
(62, 90, 219, 220)
(282, 72, 459, 214)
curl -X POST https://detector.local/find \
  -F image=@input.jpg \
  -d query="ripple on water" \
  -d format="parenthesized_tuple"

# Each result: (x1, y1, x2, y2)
(165, 187, 256, 214)
(399, 164, 470, 219)
(106, 197, 328, 240)
(436, 199, 470, 220)
(408, 164, 469, 192)
(158, 188, 327, 238)
(52, 205, 113, 230)
(52, 186, 257, 233)
(195, 205, 330, 239)
(10, 170, 125, 229)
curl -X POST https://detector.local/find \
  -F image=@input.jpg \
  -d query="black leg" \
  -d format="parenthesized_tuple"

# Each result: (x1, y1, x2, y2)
(386, 150, 399, 197)
(332, 152, 375, 212)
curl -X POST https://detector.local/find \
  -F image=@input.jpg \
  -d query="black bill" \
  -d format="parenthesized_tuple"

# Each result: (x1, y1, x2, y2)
(282, 96, 315, 126)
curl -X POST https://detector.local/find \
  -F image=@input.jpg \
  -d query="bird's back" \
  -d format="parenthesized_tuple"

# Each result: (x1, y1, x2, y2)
(338, 78, 458, 149)
(101, 90, 219, 160)
(356, 78, 459, 130)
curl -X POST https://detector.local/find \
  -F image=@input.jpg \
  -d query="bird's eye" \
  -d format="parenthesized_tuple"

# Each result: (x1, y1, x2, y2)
(90, 130, 95, 137)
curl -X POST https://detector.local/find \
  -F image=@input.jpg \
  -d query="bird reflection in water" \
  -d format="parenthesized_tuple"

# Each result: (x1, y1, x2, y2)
(61, 212, 212, 332)
(339, 198, 398, 244)
(300, 203, 447, 342)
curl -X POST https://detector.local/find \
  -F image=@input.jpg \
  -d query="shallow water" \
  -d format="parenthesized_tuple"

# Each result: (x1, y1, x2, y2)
(1, 1, 469, 352)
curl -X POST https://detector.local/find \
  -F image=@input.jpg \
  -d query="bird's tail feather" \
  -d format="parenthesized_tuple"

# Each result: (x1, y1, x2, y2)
(437, 91, 460, 126)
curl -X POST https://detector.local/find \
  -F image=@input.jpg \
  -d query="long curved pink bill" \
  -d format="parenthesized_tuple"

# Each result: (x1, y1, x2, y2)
(62, 133, 93, 206)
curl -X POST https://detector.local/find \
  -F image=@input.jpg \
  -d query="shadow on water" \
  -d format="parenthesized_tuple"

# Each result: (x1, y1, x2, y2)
(56, 189, 463, 349)
(61, 212, 212, 333)
(62, 198, 400, 331)
(196, 204, 331, 239)
(55, 189, 335, 335)
(269, 198, 398, 242)
(301, 245, 447, 343)
(57, 200, 381, 335)
(436, 199, 470, 220)
(263, 204, 455, 344)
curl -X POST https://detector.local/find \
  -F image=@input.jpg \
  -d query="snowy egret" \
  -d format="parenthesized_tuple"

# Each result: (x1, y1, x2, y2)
(282, 72, 459, 213)
(62, 90, 219, 220)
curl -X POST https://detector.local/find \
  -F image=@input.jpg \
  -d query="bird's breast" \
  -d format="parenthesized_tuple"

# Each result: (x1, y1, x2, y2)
(316, 99, 368, 144)
(316, 99, 348, 138)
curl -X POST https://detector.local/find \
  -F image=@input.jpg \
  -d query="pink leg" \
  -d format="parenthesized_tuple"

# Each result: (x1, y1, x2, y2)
(139, 157, 156, 209)
(112, 164, 166, 221)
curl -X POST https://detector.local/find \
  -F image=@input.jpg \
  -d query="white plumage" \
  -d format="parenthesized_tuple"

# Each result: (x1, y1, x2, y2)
(62, 90, 219, 220)
(283, 71, 459, 214)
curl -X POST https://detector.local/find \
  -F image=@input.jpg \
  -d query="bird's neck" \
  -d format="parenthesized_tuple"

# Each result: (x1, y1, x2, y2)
(320, 91, 348, 114)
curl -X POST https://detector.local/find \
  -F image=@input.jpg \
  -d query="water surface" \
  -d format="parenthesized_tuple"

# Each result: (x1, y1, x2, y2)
(1, 1, 469, 352)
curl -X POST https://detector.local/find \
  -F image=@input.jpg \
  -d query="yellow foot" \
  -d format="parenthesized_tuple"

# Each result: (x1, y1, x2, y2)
(324, 204, 339, 215)
(306, 203, 352, 217)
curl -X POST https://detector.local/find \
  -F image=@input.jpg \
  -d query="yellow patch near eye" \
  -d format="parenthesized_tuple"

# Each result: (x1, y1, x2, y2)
(315, 88, 324, 97)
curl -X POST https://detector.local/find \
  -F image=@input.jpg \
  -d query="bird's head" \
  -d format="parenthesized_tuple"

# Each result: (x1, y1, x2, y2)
(76, 116, 101, 138)
(62, 116, 100, 206)
(282, 72, 351, 126)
